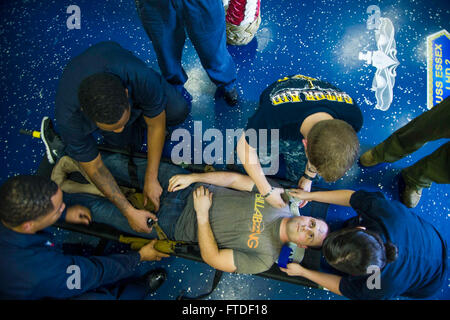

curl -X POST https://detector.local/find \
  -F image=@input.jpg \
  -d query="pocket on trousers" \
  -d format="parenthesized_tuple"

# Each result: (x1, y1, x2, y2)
(157, 199, 186, 239)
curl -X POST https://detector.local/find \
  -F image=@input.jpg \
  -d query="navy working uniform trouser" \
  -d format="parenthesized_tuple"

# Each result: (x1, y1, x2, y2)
(370, 97, 450, 188)
(135, 0, 236, 91)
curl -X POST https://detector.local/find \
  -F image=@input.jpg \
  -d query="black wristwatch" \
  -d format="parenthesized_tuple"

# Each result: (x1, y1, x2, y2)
(262, 186, 275, 198)
(302, 172, 315, 181)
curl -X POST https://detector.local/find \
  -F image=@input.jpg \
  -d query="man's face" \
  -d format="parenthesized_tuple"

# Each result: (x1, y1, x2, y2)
(32, 188, 66, 231)
(286, 216, 328, 248)
(95, 105, 131, 133)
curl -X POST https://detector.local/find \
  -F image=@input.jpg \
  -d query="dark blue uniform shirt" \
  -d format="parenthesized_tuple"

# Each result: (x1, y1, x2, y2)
(339, 190, 448, 300)
(55, 41, 170, 162)
(0, 218, 141, 299)
(245, 74, 363, 147)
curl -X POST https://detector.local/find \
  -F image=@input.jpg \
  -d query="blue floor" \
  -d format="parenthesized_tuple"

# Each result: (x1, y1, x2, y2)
(0, 0, 449, 300)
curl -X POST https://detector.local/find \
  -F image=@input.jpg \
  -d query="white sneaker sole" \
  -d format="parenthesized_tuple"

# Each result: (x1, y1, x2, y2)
(41, 116, 55, 164)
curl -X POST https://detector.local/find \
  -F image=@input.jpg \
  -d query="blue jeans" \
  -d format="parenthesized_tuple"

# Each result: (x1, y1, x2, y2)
(63, 153, 195, 239)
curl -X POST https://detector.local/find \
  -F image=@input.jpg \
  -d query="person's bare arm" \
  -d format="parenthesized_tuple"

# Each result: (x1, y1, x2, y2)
(236, 133, 286, 208)
(236, 133, 271, 194)
(194, 186, 237, 273)
(168, 171, 255, 192)
(80, 153, 133, 214)
(280, 263, 343, 296)
(79, 153, 155, 233)
(143, 112, 166, 211)
(288, 189, 355, 207)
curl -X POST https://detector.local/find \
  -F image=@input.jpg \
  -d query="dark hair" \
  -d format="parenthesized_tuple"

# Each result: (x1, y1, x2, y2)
(78, 73, 129, 124)
(306, 119, 359, 182)
(322, 227, 398, 276)
(0, 175, 58, 227)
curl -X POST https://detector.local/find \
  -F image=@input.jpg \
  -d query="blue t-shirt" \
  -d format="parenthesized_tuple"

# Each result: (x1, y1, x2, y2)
(55, 41, 169, 162)
(244, 74, 363, 147)
(339, 190, 448, 300)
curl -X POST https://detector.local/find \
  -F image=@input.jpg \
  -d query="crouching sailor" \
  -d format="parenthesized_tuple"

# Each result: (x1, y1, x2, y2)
(280, 188, 447, 300)
(0, 175, 168, 299)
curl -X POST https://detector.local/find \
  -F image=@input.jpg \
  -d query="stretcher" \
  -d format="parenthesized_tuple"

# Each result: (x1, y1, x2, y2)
(35, 145, 330, 297)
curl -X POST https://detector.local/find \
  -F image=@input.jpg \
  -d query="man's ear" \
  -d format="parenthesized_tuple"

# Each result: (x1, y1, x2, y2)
(302, 139, 307, 150)
(20, 221, 34, 233)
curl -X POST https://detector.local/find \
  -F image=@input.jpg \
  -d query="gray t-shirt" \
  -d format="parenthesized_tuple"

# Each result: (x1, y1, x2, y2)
(174, 183, 291, 274)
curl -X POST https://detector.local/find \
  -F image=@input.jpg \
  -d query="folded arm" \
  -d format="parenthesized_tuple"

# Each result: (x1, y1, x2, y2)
(194, 186, 237, 273)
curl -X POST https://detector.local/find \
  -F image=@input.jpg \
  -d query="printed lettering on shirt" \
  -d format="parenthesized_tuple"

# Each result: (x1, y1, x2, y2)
(271, 87, 354, 106)
(247, 194, 265, 249)
(271, 74, 354, 106)
(271, 89, 303, 105)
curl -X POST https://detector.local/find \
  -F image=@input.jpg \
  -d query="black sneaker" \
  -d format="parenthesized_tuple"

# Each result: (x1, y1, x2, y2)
(143, 268, 167, 294)
(223, 87, 239, 106)
(40, 116, 65, 164)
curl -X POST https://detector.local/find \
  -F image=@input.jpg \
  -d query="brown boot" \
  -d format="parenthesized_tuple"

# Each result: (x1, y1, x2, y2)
(401, 184, 423, 208)
(51, 156, 105, 197)
(359, 149, 381, 167)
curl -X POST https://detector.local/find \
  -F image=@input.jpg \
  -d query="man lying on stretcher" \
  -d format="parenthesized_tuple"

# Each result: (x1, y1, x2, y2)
(56, 153, 329, 274)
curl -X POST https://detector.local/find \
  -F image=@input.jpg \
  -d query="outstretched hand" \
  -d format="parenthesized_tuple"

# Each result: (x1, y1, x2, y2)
(143, 179, 163, 212)
(168, 174, 195, 192)
(193, 186, 213, 224)
(65, 205, 92, 225)
(265, 188, 287, 208)
(139, 239, 170, 261)
(297, 176, 312, 208)
(125, 207, 157, 234)
(287, 188, 312, 203)
(279, 263, 306, 277)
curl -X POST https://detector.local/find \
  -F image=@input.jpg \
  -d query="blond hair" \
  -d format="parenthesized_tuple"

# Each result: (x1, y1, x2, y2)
(306, 119, 359, 182)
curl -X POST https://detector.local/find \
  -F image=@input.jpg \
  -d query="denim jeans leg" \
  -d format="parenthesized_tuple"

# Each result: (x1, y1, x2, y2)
(101, 153, 192, 191)
(92, 156, 193, 238)
(63, 192, 157, 239)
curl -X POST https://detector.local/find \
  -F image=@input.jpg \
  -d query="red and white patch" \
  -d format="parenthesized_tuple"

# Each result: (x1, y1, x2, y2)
(226, 0, 260, 26)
